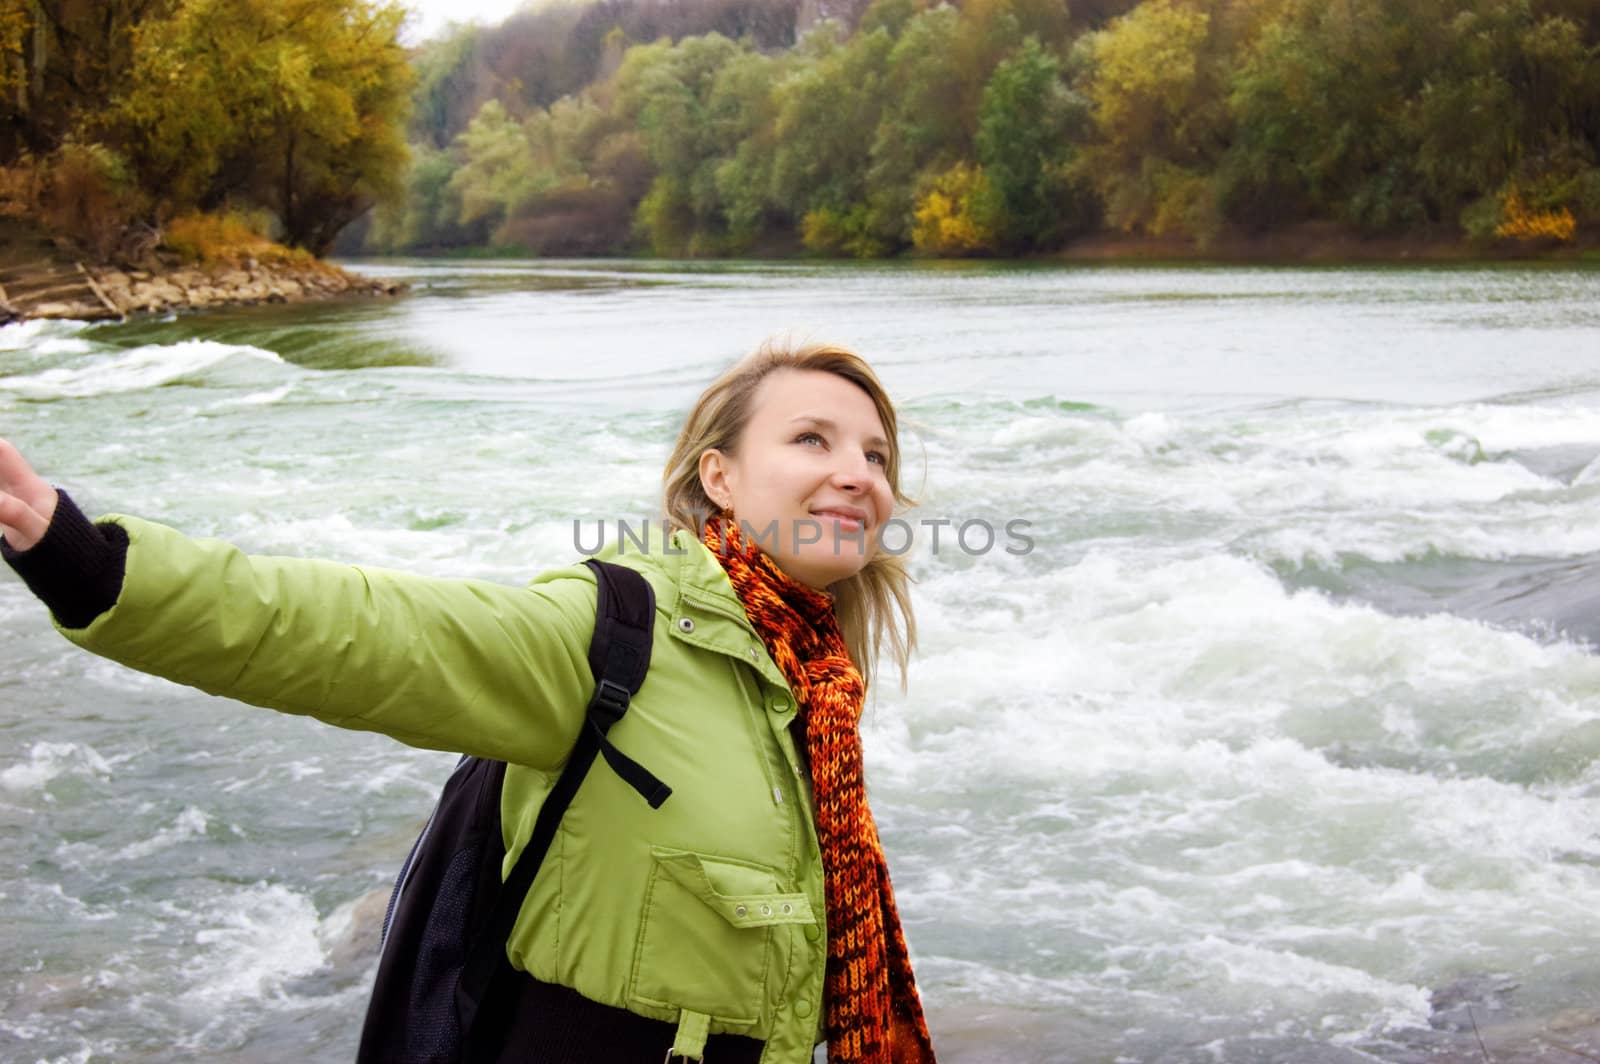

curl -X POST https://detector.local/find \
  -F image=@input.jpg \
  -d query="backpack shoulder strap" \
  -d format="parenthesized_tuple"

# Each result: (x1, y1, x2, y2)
(456, 558, 664, 1031)
(584, 560, 670, 808)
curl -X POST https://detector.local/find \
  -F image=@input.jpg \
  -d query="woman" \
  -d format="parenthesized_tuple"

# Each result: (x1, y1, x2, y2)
(0, 340, 938, 1064)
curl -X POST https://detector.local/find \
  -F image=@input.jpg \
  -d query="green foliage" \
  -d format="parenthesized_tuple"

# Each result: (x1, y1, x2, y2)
(637, 175, 696, 256)
(864, 5, 969, 246)
(409, 26, 483, 149)
(1224, 0, 1600, 236)
(369, 144, 476, 251)
(610, 34, 789, 254)
(977, 37, 1096, 250)
(357, 0, 1600, 256)
(801, 204, 891, 258)
(770, 27, 894, 231)
(450, 100, 542, 233)
(11, 0, 1600, 261)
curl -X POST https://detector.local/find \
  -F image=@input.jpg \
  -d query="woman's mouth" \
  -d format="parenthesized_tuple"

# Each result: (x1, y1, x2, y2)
(811, 507, 868, 531)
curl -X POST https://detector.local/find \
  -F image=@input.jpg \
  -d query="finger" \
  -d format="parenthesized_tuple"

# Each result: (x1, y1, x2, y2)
(0, 437, 56, 514)
(0, 491, 50, 551)
(0, 437, 39, 492)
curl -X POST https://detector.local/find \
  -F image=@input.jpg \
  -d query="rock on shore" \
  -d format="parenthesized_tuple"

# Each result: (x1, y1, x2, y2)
(0, 217, 406, 323)
(0, 251, 404, 324)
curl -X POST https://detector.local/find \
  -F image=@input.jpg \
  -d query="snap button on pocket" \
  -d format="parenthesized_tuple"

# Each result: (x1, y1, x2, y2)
(734, 905, 748, 918)
(677, 617, 695, 633)
(795, 999, 813, 1018)
(760, 904, 772, 916)
(804, 923, 821, 942)
(781, 903, 793, 915)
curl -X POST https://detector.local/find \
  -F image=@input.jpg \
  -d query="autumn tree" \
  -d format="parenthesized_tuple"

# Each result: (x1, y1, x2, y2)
(1076, 0, 1233, 240)
(115, 0, 412, 252)
(0, 0, 176, 158)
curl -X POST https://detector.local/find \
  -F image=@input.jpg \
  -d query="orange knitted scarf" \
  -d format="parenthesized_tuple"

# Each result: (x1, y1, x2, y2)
(703, 515, 936, 1064)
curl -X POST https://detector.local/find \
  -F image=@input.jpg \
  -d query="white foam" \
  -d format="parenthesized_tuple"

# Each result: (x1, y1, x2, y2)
(0, 318, 75, 351)
(0, 340, 286, 399)
(182, 883, 327, 1006)
(1193, 936, 1432, 1032)
(865, 539, 1600, 1038)
(947, 399, 1600, 565)
(0, 742, 113, 793)
(117, 806, 210, 860)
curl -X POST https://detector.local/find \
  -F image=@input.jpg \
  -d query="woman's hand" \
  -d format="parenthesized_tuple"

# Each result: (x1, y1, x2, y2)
(0, 438, 59, 552)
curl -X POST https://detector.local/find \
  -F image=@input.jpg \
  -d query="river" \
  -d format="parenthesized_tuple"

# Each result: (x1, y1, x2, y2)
(3, 258, 1600, 1063)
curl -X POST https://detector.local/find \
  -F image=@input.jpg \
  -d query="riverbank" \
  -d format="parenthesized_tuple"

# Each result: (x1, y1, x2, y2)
(0, 219, 405, 324)
(1052, 222, 1599, 264)
(372, 229, 1597, 266)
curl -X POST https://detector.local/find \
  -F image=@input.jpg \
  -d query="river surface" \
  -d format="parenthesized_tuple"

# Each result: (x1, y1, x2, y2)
(3, 258, 1600, 1063)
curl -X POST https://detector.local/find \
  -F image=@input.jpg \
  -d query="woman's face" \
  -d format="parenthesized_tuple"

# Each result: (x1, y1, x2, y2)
(700, 368, 896, 589)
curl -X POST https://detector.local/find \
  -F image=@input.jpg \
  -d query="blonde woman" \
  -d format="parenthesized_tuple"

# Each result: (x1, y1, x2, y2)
(0, 340, 937, 1064)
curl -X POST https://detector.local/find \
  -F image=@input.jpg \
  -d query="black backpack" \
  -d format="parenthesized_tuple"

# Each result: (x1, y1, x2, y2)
(357, 559, 672, 1063)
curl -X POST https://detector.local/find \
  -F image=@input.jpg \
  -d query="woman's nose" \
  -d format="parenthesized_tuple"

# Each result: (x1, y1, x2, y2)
(830, 453, 872, 490)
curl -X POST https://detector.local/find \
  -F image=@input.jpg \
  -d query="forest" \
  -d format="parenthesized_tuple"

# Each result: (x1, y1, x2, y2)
(2, 0, 1597, 261)
(363, 0, 1600, 257)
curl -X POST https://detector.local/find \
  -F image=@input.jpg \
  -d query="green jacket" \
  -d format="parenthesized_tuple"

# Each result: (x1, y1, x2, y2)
(63, 515, 828, 1064)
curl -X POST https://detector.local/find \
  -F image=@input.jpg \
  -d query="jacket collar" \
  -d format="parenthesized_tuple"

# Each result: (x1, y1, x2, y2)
(650, 529, 793, 691)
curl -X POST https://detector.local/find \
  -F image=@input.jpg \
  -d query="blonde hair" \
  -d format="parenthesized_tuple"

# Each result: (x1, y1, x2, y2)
(662, 339, 916, 688)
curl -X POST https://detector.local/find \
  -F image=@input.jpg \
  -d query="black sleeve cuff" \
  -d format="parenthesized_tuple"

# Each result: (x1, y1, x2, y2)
(1, 489, 129, 629)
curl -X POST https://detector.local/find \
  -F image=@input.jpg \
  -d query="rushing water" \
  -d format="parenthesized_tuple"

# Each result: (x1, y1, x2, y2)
(3, 258, 1600, 1064)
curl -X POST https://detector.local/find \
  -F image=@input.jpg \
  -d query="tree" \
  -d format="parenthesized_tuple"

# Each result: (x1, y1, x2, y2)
(770, 25, 894, 254)
(449, 98, 541, 237)
(1224, 0, 1600, 235)
(115, 0, 412, 252)
(614, 33, 767, 254)
(409, 25, 483, 149)
(976, 36, 1095, 249)
(369, 143, 474, 251)
(864, 5, 969, 246)
(0, 0, 177, 158)
(1077, 0, 1225, 238)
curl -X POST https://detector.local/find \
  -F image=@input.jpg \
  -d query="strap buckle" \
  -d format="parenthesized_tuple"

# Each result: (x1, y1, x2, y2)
(589, 677, 631, 727)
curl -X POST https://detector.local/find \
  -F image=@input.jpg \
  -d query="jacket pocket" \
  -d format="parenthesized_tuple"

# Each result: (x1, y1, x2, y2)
(629, 847, 815, 1026)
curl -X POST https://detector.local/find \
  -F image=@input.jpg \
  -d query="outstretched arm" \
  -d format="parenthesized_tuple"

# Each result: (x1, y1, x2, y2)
(0, 437, 59, 552)
(0, 436, 603, 769)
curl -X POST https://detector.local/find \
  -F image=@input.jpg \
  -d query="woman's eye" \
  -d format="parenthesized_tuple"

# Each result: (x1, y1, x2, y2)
(796, 432, 824, 446)
(866, 451, 886, 466)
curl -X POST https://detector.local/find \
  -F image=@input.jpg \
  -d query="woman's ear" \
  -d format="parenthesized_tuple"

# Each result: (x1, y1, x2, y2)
(698, 448, 733, 511)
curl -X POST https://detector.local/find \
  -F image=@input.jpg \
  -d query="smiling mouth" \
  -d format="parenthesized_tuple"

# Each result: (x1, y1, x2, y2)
(812, 508, 868, 529)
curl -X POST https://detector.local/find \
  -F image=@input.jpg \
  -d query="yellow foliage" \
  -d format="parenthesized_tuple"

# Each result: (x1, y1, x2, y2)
(800, 208, 845, 253)
(1494, 187, 1577, 242)
(164, 210, 317, 268)
(911, 163, 994, 255)
(1087, 0, 1210, 139)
